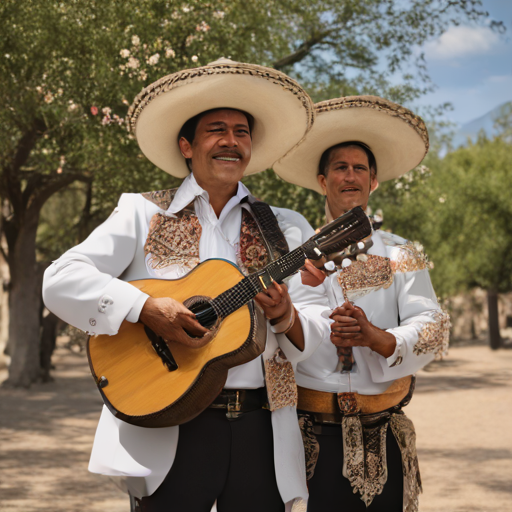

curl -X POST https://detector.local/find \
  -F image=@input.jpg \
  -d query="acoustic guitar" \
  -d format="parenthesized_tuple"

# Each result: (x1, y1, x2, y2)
(87, 206, 371, 428)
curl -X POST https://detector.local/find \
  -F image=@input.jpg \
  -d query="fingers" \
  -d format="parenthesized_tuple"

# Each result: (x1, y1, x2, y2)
(330, 314, 358, 325)
(330, 332, 364, 347)
(301, 259, 326, 286)
(330, 302, 354, 318)
(254, 291, 278, 308)
(180, 315, 209, 337)
(173, 329, 212, 348)
(331, 324, 361, 333)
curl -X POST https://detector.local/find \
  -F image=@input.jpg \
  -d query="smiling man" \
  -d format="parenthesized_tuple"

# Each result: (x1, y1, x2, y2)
(274, 96, 450, 512)
(42, 59, 329, 512)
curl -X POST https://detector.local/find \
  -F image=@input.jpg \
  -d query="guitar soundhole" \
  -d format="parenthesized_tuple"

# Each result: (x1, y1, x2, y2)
(184, 296, 219, 330)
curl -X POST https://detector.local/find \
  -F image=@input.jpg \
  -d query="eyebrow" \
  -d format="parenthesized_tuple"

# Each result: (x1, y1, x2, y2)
(330, 160, 369, 168)
(205, 121, 250, 129)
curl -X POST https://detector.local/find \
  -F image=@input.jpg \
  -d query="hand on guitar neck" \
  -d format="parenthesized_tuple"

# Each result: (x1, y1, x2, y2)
(254, 281, 305, 352)
(139, 296, 211, 348)
(330, 302, 396, 359)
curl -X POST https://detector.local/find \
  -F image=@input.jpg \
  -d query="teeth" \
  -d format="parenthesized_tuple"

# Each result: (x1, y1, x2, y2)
(214, 156, 239, 161)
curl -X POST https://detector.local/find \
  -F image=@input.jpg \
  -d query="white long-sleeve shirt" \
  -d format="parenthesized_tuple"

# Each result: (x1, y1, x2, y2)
(42, 173, 329, 503)
(296, 229, 450, 395)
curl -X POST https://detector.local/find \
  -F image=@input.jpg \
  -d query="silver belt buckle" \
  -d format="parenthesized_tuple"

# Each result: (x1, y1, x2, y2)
(226, 391, 242, 420)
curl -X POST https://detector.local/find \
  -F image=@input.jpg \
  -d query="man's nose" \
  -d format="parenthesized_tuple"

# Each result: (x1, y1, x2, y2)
(219, 130, 238, 147)
(343, 167, 356, 181)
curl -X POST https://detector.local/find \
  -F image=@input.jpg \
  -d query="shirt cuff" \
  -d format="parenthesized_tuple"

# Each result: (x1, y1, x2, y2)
(385, 332, 404, 367)
(125, 293, 150, 323)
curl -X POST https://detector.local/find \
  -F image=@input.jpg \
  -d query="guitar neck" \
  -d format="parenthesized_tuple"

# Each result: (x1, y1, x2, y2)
(210, 240, 316, 319)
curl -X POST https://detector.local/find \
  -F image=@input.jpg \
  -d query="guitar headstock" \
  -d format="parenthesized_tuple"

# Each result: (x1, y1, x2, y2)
(305, 206, 372, 261)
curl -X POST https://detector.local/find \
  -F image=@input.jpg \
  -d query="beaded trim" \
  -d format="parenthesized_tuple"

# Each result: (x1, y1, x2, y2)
(390, 413, 422, 512)
(264, 348, 298, 411)
(127, 61, 314, 134)
(337, 254, 394, 302)
(414, 310, 451, 359)
(315, 96, 429, 157)
(392, 241, 432, 273)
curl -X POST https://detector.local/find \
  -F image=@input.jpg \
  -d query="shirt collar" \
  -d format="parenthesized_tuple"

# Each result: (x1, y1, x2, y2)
(166, 172, 250, 214)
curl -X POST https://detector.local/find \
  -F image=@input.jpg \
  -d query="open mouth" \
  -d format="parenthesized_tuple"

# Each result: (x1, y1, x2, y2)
(341, 188, 360, 193)
(213, 152, 242, 162)
(213, 156, 240, 162)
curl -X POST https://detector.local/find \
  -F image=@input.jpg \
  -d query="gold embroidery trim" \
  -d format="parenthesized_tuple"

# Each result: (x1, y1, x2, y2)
(342, 416, 389, 507)
(298, 414, 320, 481)
(414, 309, 451, 359)
(144, 212, 202, 271)
(390, 413, 422, 512)
(337, 254, 394, 301)
(264, 348, 297, 411)
(391, 241, 432, 273)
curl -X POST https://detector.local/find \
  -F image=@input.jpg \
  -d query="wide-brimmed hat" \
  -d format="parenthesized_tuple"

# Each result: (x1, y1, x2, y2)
(127, 58, 315, 177)
(273, 95, 429, 194)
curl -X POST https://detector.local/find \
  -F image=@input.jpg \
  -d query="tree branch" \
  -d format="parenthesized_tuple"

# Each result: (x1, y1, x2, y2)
(0, 118, 47, 217)
(27, 172, 92, 217)
(273, 29, 334, 70)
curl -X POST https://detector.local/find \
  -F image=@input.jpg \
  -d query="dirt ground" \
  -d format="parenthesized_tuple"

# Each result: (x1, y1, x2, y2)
(1, 339, 511, 512)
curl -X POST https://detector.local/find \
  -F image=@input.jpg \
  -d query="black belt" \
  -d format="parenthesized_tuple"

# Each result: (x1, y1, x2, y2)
(210, 388, 269, 419)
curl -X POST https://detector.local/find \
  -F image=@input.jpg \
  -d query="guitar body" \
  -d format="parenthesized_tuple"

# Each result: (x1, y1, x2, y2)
(87, 259, 267, 428)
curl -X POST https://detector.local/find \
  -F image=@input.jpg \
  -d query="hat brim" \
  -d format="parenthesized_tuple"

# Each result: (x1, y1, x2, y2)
(128, 61, 314, 178)
(273, 96, 429, 194)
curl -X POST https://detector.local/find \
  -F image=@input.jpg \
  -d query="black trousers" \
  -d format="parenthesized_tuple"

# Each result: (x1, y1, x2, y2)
(307, 423, 403, 512)
(140, 407, 284, 512)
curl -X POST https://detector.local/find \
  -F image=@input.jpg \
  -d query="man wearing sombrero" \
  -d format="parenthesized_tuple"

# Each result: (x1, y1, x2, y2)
(42, 59, 331, 511)
(274, 96, 450, 511)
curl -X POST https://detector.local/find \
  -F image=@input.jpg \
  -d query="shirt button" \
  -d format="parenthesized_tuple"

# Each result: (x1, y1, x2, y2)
(89, 318, 97, 326)
(98, 295, 114, 313)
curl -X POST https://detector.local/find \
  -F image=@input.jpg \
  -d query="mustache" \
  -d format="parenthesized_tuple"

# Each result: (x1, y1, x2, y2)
(213, 150, 243, 158)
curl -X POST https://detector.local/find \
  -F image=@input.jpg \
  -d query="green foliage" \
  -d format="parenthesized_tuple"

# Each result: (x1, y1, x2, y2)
(0, 0, 500, 256)
(370, 137, 512, 298)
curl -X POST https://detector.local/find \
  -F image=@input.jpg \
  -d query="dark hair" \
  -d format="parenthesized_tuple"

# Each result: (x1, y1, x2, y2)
(178, 108, 254, 145)
(318, 141, 377, 177)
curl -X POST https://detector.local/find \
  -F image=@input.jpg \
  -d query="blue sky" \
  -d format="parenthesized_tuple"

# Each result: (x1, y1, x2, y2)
(414, 0, 512, 126)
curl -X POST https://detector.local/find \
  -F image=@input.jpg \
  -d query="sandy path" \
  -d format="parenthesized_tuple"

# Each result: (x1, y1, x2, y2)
(1, 340, 511, 512)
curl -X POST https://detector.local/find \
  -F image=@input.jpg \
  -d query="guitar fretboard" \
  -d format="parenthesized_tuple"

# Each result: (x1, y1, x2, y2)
(210, 241, 315, 319)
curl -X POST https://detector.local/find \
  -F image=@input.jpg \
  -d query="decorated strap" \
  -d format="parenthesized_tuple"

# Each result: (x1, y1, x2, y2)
(244, 195, 290, 261)
(264, 348, 298, 411)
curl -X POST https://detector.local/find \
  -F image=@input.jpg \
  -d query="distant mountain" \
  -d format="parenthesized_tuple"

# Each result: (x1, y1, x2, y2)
(452, 101, 512, 148)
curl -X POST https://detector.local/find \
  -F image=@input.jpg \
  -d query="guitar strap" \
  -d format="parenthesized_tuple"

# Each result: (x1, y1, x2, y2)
(243, 195, 290, 261)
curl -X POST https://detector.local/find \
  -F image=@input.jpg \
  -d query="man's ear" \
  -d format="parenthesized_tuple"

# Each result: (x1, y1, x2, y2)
(179, 137, 193, 159)
(317, 174, 327, 196)
(370, 174, 379, 193)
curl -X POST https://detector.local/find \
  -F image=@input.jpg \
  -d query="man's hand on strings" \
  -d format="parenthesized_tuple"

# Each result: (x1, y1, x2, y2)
(300, 258, 327, 287)
(330, 301, 396, 358)
(254, 281, 292, 322)
(139, 297, 211, 348)
(255, 281, 305, 351)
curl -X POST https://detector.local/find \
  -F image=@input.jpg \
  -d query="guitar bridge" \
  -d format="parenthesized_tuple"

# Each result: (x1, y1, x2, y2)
(144, 326, 178, 372)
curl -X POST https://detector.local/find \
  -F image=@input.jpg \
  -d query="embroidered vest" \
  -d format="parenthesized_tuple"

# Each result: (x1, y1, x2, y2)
(141, 188, 289, 276)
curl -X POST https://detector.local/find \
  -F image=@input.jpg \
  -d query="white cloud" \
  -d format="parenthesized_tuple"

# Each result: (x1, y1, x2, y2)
(425, 26, 500, 60)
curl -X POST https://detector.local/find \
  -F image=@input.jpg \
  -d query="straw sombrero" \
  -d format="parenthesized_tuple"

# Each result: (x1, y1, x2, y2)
(273, 96, 429, 194)
(127, 58, 315, 177)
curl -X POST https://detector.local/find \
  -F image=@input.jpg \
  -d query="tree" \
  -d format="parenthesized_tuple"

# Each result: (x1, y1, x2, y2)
(0, 0, 499, 386)
(370, 135, 512, 349)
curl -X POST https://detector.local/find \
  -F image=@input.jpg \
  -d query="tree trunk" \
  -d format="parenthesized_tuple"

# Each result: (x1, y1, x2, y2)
(3, 214, 42, 387)
(487, 289, 502, 350)
(40, 312, 60, 383)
